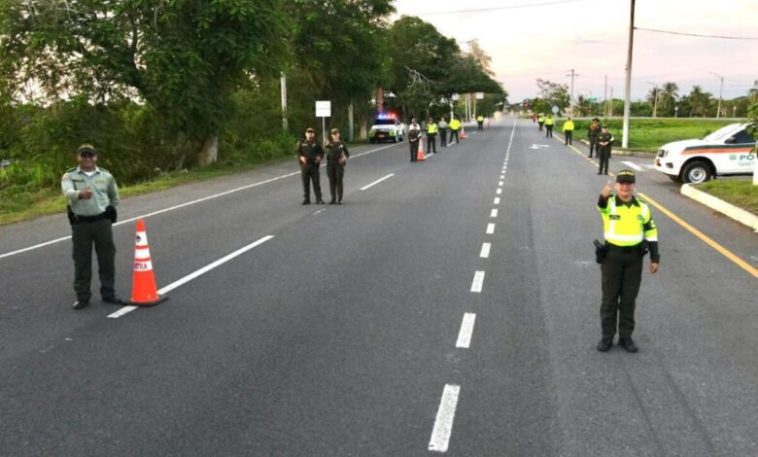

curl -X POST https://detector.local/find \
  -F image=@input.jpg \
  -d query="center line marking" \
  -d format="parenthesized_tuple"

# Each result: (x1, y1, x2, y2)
(480, 242, 491, 258)
(456, 313, 477, 348)
(470, 270, 485, 293)
(360, 173, 395, 191)
(496, 188, 502, 195)
(486, 223, 495, 234)
(493, 197, 501, 205)
(428, 384, 461, 453)
(498, 181, 504, 186)
(490, 209, 498, 218)
(108, 235, 274, 318)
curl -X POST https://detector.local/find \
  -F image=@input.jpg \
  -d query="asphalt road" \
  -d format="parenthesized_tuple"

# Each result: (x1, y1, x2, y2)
(1, 116, 757, 456)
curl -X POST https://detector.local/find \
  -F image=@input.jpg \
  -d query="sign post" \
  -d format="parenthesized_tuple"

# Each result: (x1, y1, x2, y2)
(316, 101, 331, 143)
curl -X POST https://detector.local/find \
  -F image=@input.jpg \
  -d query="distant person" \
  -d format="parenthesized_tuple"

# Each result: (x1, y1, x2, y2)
(408, 118, 422, 162)
(563, 116, 575, 145)
(426, 117, 438, 154)
(597, 126, 614, 175)
(438, 117, 449, 147)
(544, 114, 554, 138)
(587, 117, 601, 158)
(476, 114, 485, 131)
(61, 144, 122, 310)
(537, 113, 545, 131)
(325, 128, 350, 204)
(449, 116, 461, 144)
(595, 170, 660, 353)
(297, 127, 325, 204)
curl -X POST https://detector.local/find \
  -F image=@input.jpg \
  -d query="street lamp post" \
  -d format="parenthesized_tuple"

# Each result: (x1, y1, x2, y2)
(710, 71, 724, 119)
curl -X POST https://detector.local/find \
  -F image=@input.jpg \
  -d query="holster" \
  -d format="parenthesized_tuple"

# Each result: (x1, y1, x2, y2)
(593, 239, 608, 264)
(105, 205, 117, 223)
(66, 205, 78, 225)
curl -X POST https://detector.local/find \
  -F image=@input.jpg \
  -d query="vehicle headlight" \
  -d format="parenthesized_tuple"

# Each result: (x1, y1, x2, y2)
(390, 129, 396, 135)
(657, 149, 668, 158)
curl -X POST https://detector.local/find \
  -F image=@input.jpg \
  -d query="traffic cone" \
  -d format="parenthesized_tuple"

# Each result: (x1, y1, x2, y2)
(416, 137, 426, 161)
(129, 219, 167, 307)
(460, 125, 468, 140)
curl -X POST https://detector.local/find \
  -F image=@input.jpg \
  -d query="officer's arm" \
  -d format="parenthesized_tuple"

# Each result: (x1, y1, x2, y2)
(61, 174, 80, 202)
(597, 194, 610, 211)
(108, 175, 120, 207)
(343, 143, 350, 158)
(643, 214, 660, 262)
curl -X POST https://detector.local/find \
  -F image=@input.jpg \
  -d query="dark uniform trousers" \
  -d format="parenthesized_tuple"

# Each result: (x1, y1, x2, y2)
(439, 129, 447, 147)
(598, 147, 611, 174)
(409, 139, 419, 161)
(72, 217, 116, 301)
(564, 131, 573, 145)
(588, 139, 598, 158)
(326, 162, 345, 202)
(427, 134, 437, 153)
(600, 247, 643, 339)
(545, 125, 553, 137)
(450, 129, 460, 144)
(301, 163, 322, 202)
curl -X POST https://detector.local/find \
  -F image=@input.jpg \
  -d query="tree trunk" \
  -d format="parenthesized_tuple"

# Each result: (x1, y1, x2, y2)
(197, 136, 219, 166)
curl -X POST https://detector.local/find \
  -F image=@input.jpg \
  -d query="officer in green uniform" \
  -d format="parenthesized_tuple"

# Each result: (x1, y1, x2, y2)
(325, 128, 350, 205)
(596, 170, 660, 352)
(426, 118, 438, 154)
(61, 144, 122, 310)
(297, 127, 325, 205)
(597, 126, 613, 175)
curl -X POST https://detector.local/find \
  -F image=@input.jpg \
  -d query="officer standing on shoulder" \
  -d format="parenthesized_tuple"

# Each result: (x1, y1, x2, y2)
(325, 128, 350, 204)
(449, 116, 461, 144)
(408, 118, 421, 162)
(562, 116, 575, 145)
(476, 114, 485, 131)
(595, 170, 660, 353)
(61, 144, 122, 310)
(426, 117, 438, 154)
(597, 126, 613, 175)
(544, 114, 555, 138)
(438, 117, 448, 147)
(587, 117, 601, 158)
(537, 113, 545, 131)
(297, 127, 325, 205)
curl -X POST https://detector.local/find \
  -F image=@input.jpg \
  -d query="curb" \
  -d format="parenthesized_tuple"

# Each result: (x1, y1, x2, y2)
(681, 184, 758, 232)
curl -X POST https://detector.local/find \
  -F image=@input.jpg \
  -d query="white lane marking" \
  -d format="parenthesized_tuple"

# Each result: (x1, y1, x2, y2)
(360, 173, 395, 191)
(493, 197, 500, 205)
(428, 384, 461, 452)
(108, 235, 274, 318)
(498, 181, 504, 186)
(1, 144, 402, 260)
(490, 209, 498, 218)
(480, 243, 491, 258)
(470, 270, 485, 293)
(456, 313, 477, 348)
(622, 161, 643, 171)
(500, 175, 504, 179)
(496, 188, 502, 195)
(643, 163, 656, 169)
(486, 223, 495, 234)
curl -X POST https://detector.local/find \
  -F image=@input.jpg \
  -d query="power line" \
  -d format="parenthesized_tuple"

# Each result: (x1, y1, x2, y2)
(635, 27, 758, 40)
(415, 0, 590, 16)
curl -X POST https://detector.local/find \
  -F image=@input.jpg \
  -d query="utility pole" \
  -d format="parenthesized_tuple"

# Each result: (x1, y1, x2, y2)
(566, 68, 579, 114)
(622, 0, 636, 149)
(280, 73, 288, 132)
(710, 71, 724, 119)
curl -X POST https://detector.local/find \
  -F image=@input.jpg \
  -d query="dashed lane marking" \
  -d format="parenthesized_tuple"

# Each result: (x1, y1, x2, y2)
(455, 313, 477, 348)
(480, 243, 491, 258)
(470, 271, 485, 293)
(428, 384, 461, 453)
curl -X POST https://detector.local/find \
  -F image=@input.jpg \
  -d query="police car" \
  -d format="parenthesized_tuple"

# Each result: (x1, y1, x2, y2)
(369, 113, 401, 143)
(654, 123, 755, 183)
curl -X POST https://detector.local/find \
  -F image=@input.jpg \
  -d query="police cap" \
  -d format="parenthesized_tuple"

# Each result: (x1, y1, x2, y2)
(616, 169, 636, 184)
(77, 144, 97, 157)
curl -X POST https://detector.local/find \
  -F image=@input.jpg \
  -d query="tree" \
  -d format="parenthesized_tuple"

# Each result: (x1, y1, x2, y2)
(535, 79, 569, 113)
(657, 82, 679, 116)
(679, 85, 713, 117)
(0, 0, 291, 165)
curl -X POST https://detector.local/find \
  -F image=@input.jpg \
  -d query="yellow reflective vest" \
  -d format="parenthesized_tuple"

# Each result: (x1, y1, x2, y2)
(598, 196, 658, 246)
(563, 120, 575, 131)
(449, 119, 461, 131)
(427, 122, 438, 134)
(544, 117, 554, 126)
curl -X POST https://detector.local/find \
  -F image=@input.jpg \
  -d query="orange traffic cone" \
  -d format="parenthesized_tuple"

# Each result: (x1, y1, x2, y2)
(460, 125, 468, 140)
(129, 219, 167, 307)
(416, 137, 426, 161)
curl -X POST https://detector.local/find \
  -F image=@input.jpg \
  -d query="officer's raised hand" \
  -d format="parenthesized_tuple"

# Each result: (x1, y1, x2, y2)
(79, 186, 93, 200)
(600, 180, 613, 198)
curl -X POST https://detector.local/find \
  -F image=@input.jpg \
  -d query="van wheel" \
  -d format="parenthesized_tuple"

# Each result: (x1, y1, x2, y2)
(681, 161, 712, 184)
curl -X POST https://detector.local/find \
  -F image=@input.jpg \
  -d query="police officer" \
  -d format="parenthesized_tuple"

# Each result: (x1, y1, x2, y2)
(537, 113, 545, 131)
(562, 116, 575, 145)
(544, 114, 554, 138)
(596, 170, 660, 353)
(476, 114, 484, 131)
(597, 126, 613, 175)
(449, 116, 461, 144)
(325, 128, 350, 204)
(408, 118, 421, 162)
(438, 117, 448, 147)
(297, 127, 325, 204)
(587, 117, 601, 158)
(61, 144, 122, 310)
(426, 117, 438, 154)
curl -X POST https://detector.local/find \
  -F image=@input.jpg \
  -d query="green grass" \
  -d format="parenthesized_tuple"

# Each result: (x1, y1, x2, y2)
(556, 118, 737, 153)
(697, 180, 758, 215)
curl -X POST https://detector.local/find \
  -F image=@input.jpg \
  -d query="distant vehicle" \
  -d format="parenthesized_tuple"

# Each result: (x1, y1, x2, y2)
(654, 123, 755, 183)
(369, 113, 401, 143)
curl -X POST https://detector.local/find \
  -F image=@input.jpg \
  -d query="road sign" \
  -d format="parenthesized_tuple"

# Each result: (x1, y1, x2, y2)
(316, 100, 331, 117)
(476, 92, 484, 100)
(551, 105, 559, 114)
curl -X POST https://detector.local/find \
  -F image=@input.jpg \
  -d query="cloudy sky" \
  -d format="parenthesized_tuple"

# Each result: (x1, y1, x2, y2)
(392, 0, 758, 104)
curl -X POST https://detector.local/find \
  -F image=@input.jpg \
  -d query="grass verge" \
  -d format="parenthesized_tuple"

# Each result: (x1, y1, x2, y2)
(697, 179, 758, 216)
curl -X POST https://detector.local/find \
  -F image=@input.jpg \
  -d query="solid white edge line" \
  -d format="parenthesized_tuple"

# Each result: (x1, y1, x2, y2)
(107, 235, 274, 318)
(2, 144, 401, 260)
(456, 313, 477, 348)
(428, 384, 461, 452)
(360, 173, 395, 191)
(486, 223, 495, 234)
(470, 270, 485, 293)
(480, 242, 491, 258)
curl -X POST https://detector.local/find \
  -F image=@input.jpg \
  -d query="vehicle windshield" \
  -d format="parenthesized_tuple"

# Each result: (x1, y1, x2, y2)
(703, 124, 742, 142)
(373, 119, 396, 126)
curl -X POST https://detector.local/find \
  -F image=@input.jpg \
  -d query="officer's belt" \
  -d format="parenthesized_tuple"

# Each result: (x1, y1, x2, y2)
(73, 212, 108, 223)
(606, 243, 641, 253)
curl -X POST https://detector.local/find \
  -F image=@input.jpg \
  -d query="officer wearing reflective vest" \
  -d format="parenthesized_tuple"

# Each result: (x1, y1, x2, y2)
(426, 117, 438, 154)
(595, 170, 660, 353)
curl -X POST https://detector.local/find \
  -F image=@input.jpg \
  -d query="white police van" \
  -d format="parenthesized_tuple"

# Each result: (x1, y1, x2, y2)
(369, 113, 402, 143)
(654, 123, 755, 183)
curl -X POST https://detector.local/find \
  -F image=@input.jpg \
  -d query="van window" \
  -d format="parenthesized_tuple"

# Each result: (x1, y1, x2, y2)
(731, 130, 755, 144)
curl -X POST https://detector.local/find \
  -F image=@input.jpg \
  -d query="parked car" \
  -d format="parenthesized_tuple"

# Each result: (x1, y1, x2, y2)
(369, 113, 401, 143)
(654, 123, 756, 183)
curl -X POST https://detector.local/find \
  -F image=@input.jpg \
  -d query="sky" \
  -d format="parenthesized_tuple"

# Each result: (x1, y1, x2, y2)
(391, 0, 758, 104)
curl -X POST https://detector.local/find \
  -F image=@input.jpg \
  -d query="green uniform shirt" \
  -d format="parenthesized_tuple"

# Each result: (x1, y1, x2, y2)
(61, 166, 119, 216)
